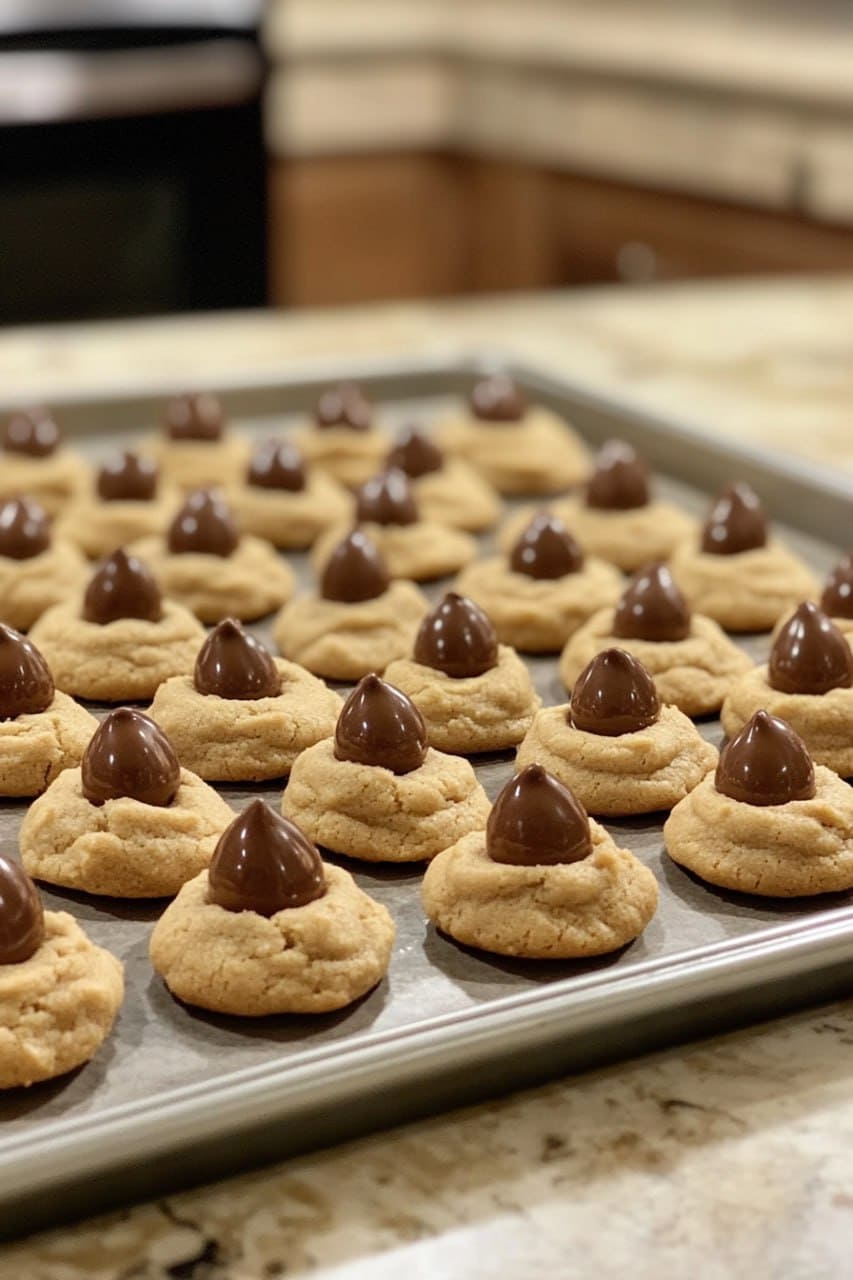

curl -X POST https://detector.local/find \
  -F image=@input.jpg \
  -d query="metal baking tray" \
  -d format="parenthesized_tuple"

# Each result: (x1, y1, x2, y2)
(1, 354, 851, 1240)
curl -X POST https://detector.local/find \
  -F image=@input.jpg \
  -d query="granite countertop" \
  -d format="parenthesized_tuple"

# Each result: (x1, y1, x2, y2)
(1, 276, 852, 1278)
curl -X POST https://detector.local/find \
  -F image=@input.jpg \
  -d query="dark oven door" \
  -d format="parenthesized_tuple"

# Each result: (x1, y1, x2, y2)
(0, 9, 266, 324)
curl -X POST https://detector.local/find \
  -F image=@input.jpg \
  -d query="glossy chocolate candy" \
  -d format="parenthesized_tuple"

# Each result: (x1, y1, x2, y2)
(487, 764, 592, 866)
(82, 549, 163, 624)
(164, 393, 224, 442)
(509, 514, 584, 580)
(2, 407, 60, 457)
(570, 648, 660, 736)
(0, 624, 54, 720)
(315, 383, 372, 432)
(586, 440, 650, 510)
(167, 490, 239, 557)
(355, 469, 419, 526)
(414, 592, 498, 678)
(469, 374, 527, 423)
(0, 497, 50, 560)
(82, 707, 181, 808)
(334, 673, 427, 775)
(97, 451, 158, 502)
(386, 426, 443, 478)
(320, 529, 391, 604)
(247, 439, 306, 492)
(715, 709, 815, 806)
(701, 482, 768, 555)
(821, 555, 853, 619)
(612, 562, 691, 643)
(207, 799, 325, 915)
(0, 856, 44, 965)
(768, 601, 853, 696)
(194, 619, 281, 700)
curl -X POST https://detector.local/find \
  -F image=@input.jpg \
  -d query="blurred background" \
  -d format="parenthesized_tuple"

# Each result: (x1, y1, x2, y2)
(4, 0, 853, 325)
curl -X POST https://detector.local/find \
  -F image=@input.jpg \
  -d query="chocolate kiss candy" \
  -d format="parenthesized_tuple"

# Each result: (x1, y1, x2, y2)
(469, 374, 527, 423)
(701, 482, 768, 555)
(320, 529, 391, 603)
(570, 648, 660, 736)
(167, 490, 239, 557)
(247, 439, 306, 492)
(194, 618, 282, 700)
(586, 440, 650, 511)
(509, 514, 584, 580)
(356, 469, 419, 527)
(0, 497, 50, 560)
(612, 562, 691, 643)
(207, 799, 325, 915)
(821, 554, 853, 620)
(487, 764, 592, 866)
(334, 673, 427, 774)
(414, 592, 498, 678)
(3, 407, 60, 457)
(164, 393, 224, 442)
(315, 382, 372, 432)
(0, 856, 44, 965)
(97, 451, 158, 502)
(82, 549, 163, 624)
(715, 709, 815, 806)
(386, 426, 443, 478)
(768, 601, 853, 696)
(82, 707, 180, 807)
(0, 623, 54, 719)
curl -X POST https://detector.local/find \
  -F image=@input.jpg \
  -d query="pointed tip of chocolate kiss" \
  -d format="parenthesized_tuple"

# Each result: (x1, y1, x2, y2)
(414, 592, 498, 678)
(194, 618, 281, 700)
(82, 707, 180, 808)
(320, 529, 391, 604)
(768, 601, 853, 696)
(356, 468, 419, 527)
(334, 674, 427, 775)
(0, 854, 44, 965)
(821, 553, 853, 620)
(167, 489, 239, 557)
(585, 439, 650, 511)
(247, 439, 306, 492)
(82, 548, 163, 625)
(164, 392, 224, 442)
(701, 481, 768, 555)
(570, 647, 660, 736)
(487, 763, 592, 866)
(207, 799, 326, 915)
(0, 495, 51, 561)
(716, 709, 815, 807)
(0, 623, 54, 720)
(3, 406, 60, 457)
(509, 513, 584, 580)
(97, 450, 158, 502)
(612, 562, 691, 643)
(469, 374, 527, 422)
(315, 382, 372, 432)
(386, 426, 444, 479)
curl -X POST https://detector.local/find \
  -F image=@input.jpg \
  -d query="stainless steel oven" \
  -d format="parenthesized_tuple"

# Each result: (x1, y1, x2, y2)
(0, 0, 266, 324)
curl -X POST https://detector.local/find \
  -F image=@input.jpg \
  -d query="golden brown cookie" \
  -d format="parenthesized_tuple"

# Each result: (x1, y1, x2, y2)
(29, 550, 204, 702)
(384, 592, 540, 753)
(274, 529, 428, 680)
(385, 425, 502, 532)
(455, 515, 621, 653)
(0, 497, 88, 631)
(500, 499, 694, 572)
(293, 382, 388, 489)
(518, 649, 717, 815)
(56, 451, 179, 559)
(146, 393, 250, 490)
(422, 765, 658, 958)
(227, 439, 352, 548)
(21, 710, 233, 898)
(150, 801, 395, 1015)
(435, 375, 590, 495)
(819, 555, 853, 646)
(721, 603, 853, 777)
(559, 564, 753, 716)
(0, 859, 123, 1089)
(149, 621, 342, 781)
(0, 406, 88, 516)
(665, 710, 853, 896)
(282, 676, 490, 862)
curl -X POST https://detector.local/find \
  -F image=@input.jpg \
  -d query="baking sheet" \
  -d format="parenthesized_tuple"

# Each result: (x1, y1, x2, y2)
(0, 356, 851, 1238)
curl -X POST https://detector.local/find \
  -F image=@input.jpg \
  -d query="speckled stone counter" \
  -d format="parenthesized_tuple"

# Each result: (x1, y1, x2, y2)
(1, 277, 852, 1278)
